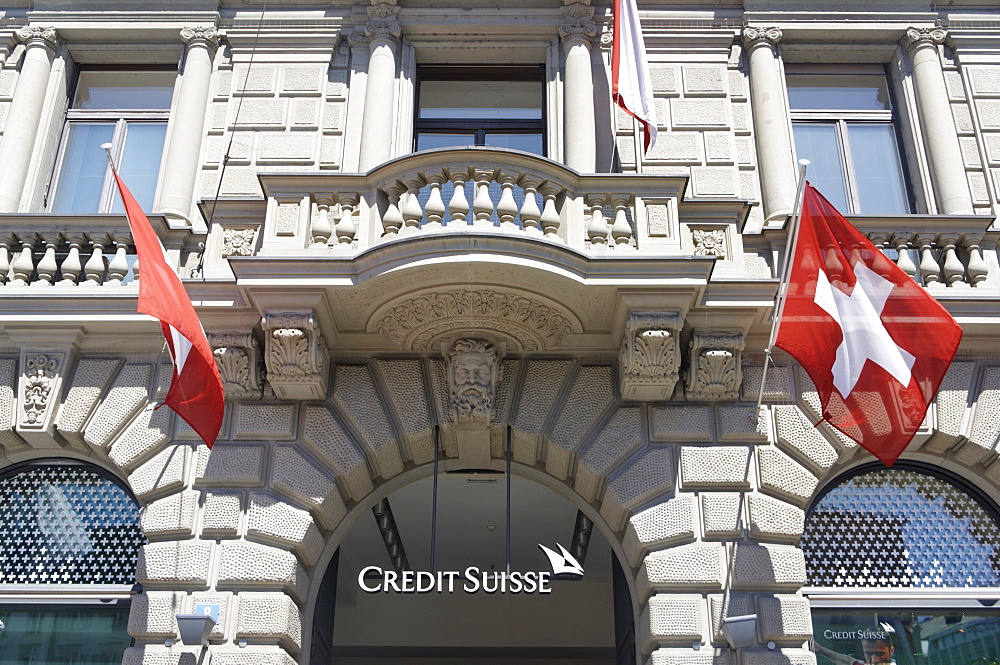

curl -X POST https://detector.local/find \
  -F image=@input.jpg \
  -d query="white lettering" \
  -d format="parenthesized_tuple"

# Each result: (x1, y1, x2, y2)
(401, 570, 415, 593)
(444, 571, 459, 593)
(523, 571, 537, 593)
(359, 566, 382, 593)
(384, 570, 400, 593)
(508, 572, 523, 593)
(464, 567, 480, 593)
(417, 571, 435, 593)
(538, 572, 551, 594)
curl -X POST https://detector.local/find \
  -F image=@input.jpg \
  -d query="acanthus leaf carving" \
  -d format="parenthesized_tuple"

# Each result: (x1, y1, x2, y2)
(209, 331, 264, 399)
(686, 331, 745, 401)
(692, 228, 727, 258)
(619, 311, 683, 401)
(262, 312, 329, 400)
(221, 227, 257, 258)
(22, 354, 59, 427)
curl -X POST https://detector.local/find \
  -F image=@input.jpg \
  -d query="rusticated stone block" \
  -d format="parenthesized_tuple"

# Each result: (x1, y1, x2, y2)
(83, 363, 152, 449)
(748, 494, 804, 543)
(546, 365, 615, 480)
(136, 540, 212, 587)
(739, 649, 816, 665)
(270, 446, 347, 530)
(511, 359, 572, 463)
(56, 358, 122, 447)
(129, 445, 191, 501)
(194, 444, 266, 488)
(0, 357, 24, 451)
(757, 448, 818, 507)
(234, 403, 297, 440)
(650, 405, 712, 442)
(701, 493, 743, 539)
(301, 404, 373, 501)
(332, 364, 402, 479)
(202, 492, 242, 536)
(121, 647, 185, 665)
(109, 404, 171, 470)
(623, 495, 696, 567)
(235, 592, 302, 653)
(638, 543, 724, 598)
(641, 593, 704, 651)
(773, 406, 838, 472)
(176, 403, 231, 442)
(708, 593, 752, 645)
(218, 540, 308, 603)
(718, 405, 769, 443)
(681, 447, 750, 489)
(376, 359, 434, 465)
(140, 489, 198, 539)
(925, 361, 973, 452)
(576, 407, 644, 502)
(190, 592, 231, 640)
(794, 367, 821, 420)
(647, 648, 716, 665)
(963, 367, 1000, 465)
(732, 543, 806, 590)
(600, 447, 676, 532)
(127, 591, 181, 638)
(246, 491, 324, 566)
(757, 595, 813, 642)
(741, 365, 792, 402)
(210, 650, 298, 665)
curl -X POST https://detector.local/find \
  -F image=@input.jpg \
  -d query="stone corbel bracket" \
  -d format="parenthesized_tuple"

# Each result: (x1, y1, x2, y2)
(444, 337, 503, 468)
(619, 312, 683, 401)
(262, 312, 328, 400)
(209, 331, 265, 400)
(686, 331, 745, 401)
(9, 328, 82, 448)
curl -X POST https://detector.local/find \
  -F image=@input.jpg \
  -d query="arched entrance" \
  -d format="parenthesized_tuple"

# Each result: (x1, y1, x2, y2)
(306, 463, 636, 665)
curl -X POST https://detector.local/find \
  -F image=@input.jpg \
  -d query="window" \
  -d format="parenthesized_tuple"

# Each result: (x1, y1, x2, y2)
(414, 66, 545, 156)
(787, 66, 912, 214)
(49, 69, 174, 214)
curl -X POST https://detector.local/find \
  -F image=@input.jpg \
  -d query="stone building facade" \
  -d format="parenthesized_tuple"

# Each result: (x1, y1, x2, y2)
(0, 1, 999, 665)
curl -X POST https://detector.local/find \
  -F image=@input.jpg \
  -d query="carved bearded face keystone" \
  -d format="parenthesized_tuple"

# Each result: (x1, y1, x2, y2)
(448, 339, 499, 424)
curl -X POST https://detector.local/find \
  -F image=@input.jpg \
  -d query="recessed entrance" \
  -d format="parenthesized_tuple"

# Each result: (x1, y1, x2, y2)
(310, 471, 633, 665)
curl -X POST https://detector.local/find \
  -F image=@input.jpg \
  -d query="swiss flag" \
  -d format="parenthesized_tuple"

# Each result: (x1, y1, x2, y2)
(775, 184, 962, 466)
(111, 170, 224, 448)
(611, 0, 657, 153)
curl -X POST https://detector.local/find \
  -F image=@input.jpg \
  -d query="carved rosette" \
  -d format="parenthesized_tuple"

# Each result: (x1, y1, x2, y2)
(180, 26, 219, 48)
(262, 312, 329, 400)
(741, 26, 782, 49)
(686, 332, 745, 401)
(221, 227, 257, 258)
(210, 332, 264, 399)
(17, 26, 59, 49)
(374, 290, 575, 352)
(619, 312, 683, 401)
(902, 27, 947, 51)
(446, 338, 501, 426)
(21, 354, 59, 427)
(692, 228, 727, 258)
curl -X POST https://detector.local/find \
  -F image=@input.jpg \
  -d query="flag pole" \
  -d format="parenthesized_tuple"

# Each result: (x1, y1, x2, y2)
(753, 159, 810, 417)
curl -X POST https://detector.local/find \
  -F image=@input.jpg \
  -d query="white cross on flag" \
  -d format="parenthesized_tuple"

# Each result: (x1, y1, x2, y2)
(111, 170, 224, 448)
(775, 184, 962, 466)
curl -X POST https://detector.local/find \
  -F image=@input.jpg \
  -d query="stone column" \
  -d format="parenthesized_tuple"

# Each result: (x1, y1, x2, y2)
(155, 27, 219, 226)
(742, 27, 797, 225)
(0, 27, 59, 213)
(903, 27, 974, 215)
(561, 0, 597, 173)
(357, 0, 401, 171)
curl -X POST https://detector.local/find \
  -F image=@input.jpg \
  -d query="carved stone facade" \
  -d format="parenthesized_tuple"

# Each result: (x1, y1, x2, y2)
(262, 312, 328, 400)
(209, 332, 265, 399)
(446, 338, 500, 426)
(686, 332, 745, 401)
(619, 312, 683, 401)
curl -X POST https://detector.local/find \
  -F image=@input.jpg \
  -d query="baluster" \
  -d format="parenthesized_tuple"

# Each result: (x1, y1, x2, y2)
(132, 255, 140, 285)
(611, 195, 633, 248)
(472, 168, 495, 227)
(381, 184, 405, 236)
(106, 232, 131, 286)
(33, 232, 61, 286)
(519, 176, 542, 234)
(0, 232, 13, 284)
(869, 232, 893, 280)
(915, 233, 942, 285)
(83, 233, 108, 286)
(586, 194, 609, 247)
(963, 235, 989, 286)
(939, 234, 966, 286)
(446, 167, 470, 228)
(539, 182, 561, 239)
(58, 233, 85, 286)
(893, 233, 918, 280)
(423, 170, 446, 230)
(401, 177, 424, 233)
(496, 172, 519, 231)
(336, 193, 358, 247)
(9, 233, 37, 286)
(312, 195, 334, 245)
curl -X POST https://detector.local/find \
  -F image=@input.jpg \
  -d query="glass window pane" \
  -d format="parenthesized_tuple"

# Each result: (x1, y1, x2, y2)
(792, 123, 850, 212)
(110, 122, 167, 213)
(50, 123, 115, 214)
(787, 73, 892, 111)
(416, 133, 477, 151)
(847, 123, 910, 214)
(73, 71, 175, 110)
(418, 80, 542, 120)
(484, 133, 544, 155)
(0, 605, 132, 665)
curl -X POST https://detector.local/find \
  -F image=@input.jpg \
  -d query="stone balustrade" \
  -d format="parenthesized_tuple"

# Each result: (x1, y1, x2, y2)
(0, 214, 193, 288)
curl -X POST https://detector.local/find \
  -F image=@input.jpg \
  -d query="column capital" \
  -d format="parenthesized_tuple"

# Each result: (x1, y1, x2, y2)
(902, 26, 947, 50)
(742, 26, 782, 49)
(180, 26, 219, 48)
(560, 0, 596, 44)
(363, 0, 401, 46)
(16, 26, 59, 50)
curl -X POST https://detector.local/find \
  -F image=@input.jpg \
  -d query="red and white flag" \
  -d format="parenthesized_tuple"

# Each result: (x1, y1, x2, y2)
(111, 170, 224, 448)
(611, 0, 657, 153)
(775, 184, 962, 466)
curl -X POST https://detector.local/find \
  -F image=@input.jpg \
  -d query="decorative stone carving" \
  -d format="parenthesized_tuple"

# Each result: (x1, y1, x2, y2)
(221, 227, 257, 258)
(262, 312, 328, 400)
(22, 354, 59, 426)
(364, 0, 401, 43)
(210, 332, 265, 399)
(374, 290, 575, 352)
(902, 26, 947, 50)
(17, 26, 59, 49)
(180, 26, 219, 47)
(687, 332, 745, 401)
(12, 332, 79, 447)
(741, 26, 782, 48)
(692, 228, 727, 258)
(446, 339, 500, 426)
(560, 0, 596, 42)
(619, 312, 683, 401)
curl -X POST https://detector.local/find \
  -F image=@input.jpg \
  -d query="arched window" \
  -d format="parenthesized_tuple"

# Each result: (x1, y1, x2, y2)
(0, 462, 144, 664)
(803, 464, 1000, 665)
